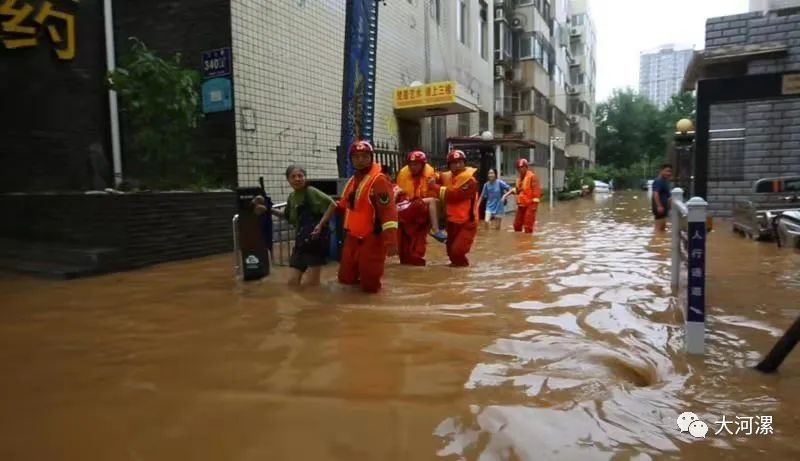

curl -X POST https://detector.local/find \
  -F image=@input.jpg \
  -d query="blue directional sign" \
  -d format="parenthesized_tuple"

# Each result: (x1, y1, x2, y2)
(202, 78, 232, 113)
(687, 221, 706, 323)
(202, 47, 232, 79)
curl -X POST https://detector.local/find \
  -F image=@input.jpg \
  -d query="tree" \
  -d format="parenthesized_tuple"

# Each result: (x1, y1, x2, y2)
(108, 38, 203, 189)
(662, 92, 697, 127)
(595, 89, 666, 170)
(594, 89, 696, 180)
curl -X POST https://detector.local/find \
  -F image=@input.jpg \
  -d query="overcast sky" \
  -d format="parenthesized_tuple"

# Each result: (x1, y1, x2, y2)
(593, 0, 749, 101)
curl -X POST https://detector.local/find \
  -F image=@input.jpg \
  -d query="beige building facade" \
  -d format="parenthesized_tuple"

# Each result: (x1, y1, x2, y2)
(566, 0, 596, 168)
(231, 0, 494, 198)
(493, 0, 596, 192)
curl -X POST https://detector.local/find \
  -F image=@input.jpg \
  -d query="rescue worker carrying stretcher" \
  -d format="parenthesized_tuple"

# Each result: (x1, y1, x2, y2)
(428, 150, 479, 267)
(502, 158, 542, 234)
(337, 140, 399, 293)
(394, 150, 447, 266)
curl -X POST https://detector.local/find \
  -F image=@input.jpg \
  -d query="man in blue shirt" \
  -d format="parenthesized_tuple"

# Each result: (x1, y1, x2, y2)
(652, 163, 673, 232)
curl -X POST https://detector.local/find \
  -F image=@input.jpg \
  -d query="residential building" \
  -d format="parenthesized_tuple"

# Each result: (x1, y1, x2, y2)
(566, 0, 597, 168)
(639, 44, 694, 108)
(682, 7, 800, 217)
(493, 0, 596, 191)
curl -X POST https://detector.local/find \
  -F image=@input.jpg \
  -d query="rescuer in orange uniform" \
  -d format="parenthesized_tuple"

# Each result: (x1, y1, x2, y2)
(428, 150, 479, 267)
(395, 150, 447, 266)
(337, 140, 399, 293)
(503, 158, 542, 234)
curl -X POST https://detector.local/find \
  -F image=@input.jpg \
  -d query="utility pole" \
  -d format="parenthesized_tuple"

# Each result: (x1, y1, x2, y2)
(549, 137, 562, 209)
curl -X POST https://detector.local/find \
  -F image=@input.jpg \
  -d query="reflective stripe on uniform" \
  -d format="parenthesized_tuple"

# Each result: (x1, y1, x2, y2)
(382, 221, 398, 231)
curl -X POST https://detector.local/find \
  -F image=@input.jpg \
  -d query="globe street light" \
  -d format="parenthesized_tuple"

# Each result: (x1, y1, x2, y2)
(676, 118, 695, 134)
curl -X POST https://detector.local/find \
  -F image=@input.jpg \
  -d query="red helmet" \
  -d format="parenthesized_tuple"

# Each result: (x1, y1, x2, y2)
(348, 140, 374, 156)
(447, 149, 466, 164)
(515, 158, 529, 168)
(407, 150, 427, 164)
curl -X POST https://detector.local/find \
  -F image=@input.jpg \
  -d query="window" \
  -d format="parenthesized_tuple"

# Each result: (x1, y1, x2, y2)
(457, 0, 468, 45)
(479, 110, 489, 132)
(479, 1, 488, 60)
(458, 112, 471, 136)
(433, 0, 441, 25)
(495, 22, 513, 61)
(431, 116, 447, 156)
(517, 0, 534, 5)
(511, 90, 532, 113)
(542, 0, 550, 20)
(516, 32, 532, 59)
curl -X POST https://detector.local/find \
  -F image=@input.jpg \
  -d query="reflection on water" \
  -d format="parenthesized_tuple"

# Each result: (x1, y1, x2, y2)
(1, 192, 799, 460)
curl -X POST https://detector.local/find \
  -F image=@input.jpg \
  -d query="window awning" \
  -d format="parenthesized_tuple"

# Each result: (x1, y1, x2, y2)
(393, 80, 479, 119)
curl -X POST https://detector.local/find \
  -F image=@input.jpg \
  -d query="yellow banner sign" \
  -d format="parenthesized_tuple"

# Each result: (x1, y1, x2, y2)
(394, 81, 456, 109)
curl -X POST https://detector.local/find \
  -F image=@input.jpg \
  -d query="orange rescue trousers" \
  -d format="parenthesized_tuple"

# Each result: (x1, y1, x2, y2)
(398, 199, 430, 266)
(446, 221, 477, 267)
(338, 233, 388, 293)
(514, 204, 538, 234)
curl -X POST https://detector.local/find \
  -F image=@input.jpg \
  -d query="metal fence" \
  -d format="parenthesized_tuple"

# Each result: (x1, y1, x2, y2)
(270, 202, 295, 267)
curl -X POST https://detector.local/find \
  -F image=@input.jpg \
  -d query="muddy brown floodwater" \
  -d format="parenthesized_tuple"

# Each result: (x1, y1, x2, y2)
(1, 192, 800, 460)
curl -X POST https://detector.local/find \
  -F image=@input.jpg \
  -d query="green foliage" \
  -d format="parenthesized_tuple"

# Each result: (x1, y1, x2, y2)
(108, 38, 205, 189)
(595, 89, 696, 180)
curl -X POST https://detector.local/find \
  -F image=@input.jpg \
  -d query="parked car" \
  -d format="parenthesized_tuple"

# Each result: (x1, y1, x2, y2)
(773, 210, 800, 249)
(593, 180, 611, 194)
(732, 176, 800, 241)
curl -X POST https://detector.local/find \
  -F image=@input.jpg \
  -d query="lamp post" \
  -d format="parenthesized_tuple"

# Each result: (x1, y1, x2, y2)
(549, 136, 562, 209)
(675, 118, 696, 195)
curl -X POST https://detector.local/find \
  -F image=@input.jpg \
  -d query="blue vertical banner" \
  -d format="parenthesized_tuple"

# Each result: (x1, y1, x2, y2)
(687, 221, 706, 324)
(339, 0, 380, 177)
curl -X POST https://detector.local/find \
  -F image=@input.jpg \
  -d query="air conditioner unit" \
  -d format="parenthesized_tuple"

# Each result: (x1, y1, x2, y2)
(569, 115, 579, 124)
(511, 17, 523, 30)
(571, 27, 580, 36)
(495, 8, 504, 21)
(568, 86, 579, 95)
(495, 65, 504, 79)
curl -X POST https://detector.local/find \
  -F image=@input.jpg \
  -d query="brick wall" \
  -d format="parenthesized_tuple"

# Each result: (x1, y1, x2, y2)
(0, 0, 109, 193)
(0, 192, 236, 271)
(704, 8, 800, 216)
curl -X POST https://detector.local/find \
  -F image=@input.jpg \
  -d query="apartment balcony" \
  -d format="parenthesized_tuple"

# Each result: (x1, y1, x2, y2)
(494, 97, 513, 120)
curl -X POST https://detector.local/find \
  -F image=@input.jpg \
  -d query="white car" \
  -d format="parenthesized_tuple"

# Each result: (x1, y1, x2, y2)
(593, 180, 611, 193)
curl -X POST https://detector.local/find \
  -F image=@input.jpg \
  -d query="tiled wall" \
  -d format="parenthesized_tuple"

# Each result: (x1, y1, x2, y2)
(231, 1, 494, 199)
(231, 1, 345, 198)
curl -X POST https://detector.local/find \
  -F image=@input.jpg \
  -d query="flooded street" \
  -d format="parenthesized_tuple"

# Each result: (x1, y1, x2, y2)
(1, 192, 799, 460)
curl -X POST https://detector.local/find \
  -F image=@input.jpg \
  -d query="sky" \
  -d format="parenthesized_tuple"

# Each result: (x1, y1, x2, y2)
(592, 0, 750, 101)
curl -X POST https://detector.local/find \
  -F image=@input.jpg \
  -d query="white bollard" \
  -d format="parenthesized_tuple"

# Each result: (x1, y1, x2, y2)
(685, 196, 708, 355)
(670, 188, 684, 289)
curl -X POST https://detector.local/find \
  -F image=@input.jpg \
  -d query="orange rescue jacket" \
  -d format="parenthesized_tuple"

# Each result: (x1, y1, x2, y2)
(341, 163, 398, 238)
(396, 164, 436, 200)
(516, 170, 542, 206)
(437, 167, 479, 224)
